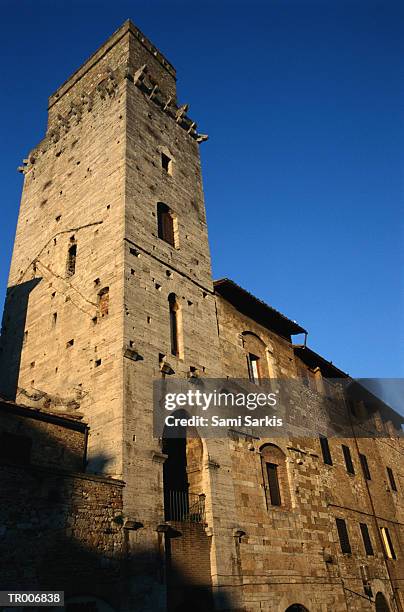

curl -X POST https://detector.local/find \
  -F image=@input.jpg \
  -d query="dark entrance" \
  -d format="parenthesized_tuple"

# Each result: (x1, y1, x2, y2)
(162, 419, 188, 521)
(375, 592, 390, 612)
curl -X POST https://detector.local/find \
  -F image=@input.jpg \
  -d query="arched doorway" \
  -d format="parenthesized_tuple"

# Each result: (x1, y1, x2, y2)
(286, 606, 309, 612)
(375, 592, 390, 612)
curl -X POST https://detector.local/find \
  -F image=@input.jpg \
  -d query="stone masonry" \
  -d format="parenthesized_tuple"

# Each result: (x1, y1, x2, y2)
(0, 19, 403, 612)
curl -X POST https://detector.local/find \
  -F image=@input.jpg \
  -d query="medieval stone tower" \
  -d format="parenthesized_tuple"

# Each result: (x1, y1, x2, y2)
(0, 19, 230, 610)
(2, 18, 404, 612)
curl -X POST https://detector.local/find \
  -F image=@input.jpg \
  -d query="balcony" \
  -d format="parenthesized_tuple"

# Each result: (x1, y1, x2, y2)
(165, 491, 206, 524)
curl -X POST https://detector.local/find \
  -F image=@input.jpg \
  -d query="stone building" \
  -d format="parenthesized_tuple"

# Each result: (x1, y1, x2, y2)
(0, 19, 403, 612)
(0, 399, 125, 611)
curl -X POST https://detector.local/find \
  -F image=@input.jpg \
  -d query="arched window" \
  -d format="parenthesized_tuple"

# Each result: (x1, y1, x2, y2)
(168, 293, 181, 357)
(285, 606, 309, 612)
(375, 592, 390, 612)
(260, 444, 291, 509)
(98, 287, 109, 317)
(157, 202, 176, 246)
(66, 243, 77, 277)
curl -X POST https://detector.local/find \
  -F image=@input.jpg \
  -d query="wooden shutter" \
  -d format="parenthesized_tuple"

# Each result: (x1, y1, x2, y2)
(336, 518, 351, 553)
(320, 436, 332, 465)
(342, 445, 355, 474)
(359, 523, 374, 556)
(387, 467, 397, 492)
(381, 527, 397, 559)
(162, 211, 174, 246)
(359, 454, 371, 480)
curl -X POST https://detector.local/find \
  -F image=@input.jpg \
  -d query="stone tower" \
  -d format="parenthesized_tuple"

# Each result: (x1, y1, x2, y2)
(0, 19, 227, 609)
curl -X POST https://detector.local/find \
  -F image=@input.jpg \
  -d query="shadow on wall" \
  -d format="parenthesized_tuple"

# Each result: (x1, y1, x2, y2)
(0, 412, 231, 612)
(0, 279, 41, 401)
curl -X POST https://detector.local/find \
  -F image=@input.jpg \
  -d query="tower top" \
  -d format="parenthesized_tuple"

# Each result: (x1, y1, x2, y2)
(47, 19, 177, 125)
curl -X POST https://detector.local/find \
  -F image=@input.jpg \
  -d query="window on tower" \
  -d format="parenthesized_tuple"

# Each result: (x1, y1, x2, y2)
(168, 293, 182, 357)
(98, 287, 110, 317)
(66, 243, 77, 277)
(161, 152, 172, 174)
(157, 203, 176, 247)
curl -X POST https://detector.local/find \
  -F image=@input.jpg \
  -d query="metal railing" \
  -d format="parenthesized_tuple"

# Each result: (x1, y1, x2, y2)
(165, 490, 206, 523)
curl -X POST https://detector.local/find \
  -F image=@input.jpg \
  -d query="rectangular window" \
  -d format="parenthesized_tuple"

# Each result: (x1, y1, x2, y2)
(320, 436, 332, 465)
(157, 203, 175, 246)
(161, 152, 172, 174)
(359, 523, 374, 556)
(66, 243, 77, 277)
(336, 518, 351, 553)
(0, 432, 32, 466)
(342, 444, 355, 475)
(266, 462, 281, 506)
(387, 467, 397, 492)
(359, 453, 371, 480)
(381, 527, 397, 559)
(247, 353, 260, 384)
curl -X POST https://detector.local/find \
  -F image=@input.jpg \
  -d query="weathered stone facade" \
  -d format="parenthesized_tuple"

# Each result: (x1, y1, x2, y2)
(0, 401, 125, 610)
(0, 19, 403, 612)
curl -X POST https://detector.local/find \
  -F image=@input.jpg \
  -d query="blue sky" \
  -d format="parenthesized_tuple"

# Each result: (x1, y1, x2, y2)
(0, 0, 402, 378)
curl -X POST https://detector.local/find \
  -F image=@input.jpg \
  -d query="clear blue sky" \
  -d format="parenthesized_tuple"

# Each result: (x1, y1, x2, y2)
(0, 0, 402, 378)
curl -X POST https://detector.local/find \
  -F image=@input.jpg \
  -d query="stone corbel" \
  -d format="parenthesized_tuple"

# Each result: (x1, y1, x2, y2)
(163, 96, 173, 111)
(175, 104, 189, 123)
(133, 64, 148, 86)
(148, 84, 159, 100)
(152, 451, 168, 464)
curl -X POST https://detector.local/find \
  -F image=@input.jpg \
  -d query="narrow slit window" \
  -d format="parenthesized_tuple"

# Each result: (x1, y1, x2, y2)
(320, 436, 332, 465)
(381, 527, 397, 559)
(336, 518, 351, 554)
(359, 453, 371, 480)
(247, 353, 260, 385)
(342, 444, 355, 475)
(157, 202, 175, 246)
(66, 243, 77, 277)
(387, 467, 397, 492)
(168, 293, 180, 357)
(266, 462, 281, 506)
(98, 287, 110, 317)
(359, 523, 374, 556)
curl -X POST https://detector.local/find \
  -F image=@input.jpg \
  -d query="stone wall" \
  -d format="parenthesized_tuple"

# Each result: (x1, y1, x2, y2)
(214, 297, 403, 611)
